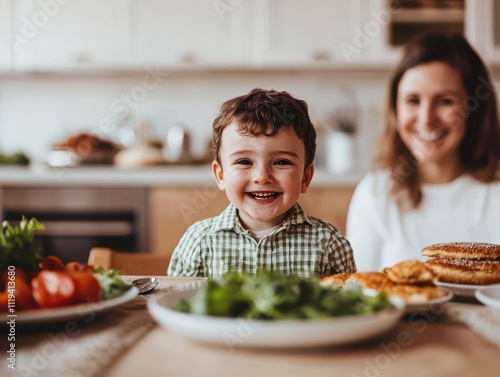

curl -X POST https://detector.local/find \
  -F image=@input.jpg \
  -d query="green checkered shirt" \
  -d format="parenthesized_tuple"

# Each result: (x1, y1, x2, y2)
(167, 203, 356, 278)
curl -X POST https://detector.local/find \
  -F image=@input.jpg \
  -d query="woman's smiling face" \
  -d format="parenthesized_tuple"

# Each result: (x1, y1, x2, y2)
(212, 123, 313, 232)
(396, 61, 468, 169)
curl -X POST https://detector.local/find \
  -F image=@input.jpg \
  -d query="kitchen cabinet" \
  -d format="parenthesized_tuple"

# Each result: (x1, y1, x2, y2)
(11, 0, 130, 71)
(0, 0, 12, 71)
(133, 0, 250, 67)
(2, 0, 497, 72)
(251, 0, 366, 65)
(149, 185, 230, 261)
(297, 186, 355, 237)
(363, 0, 404, 64)
(0, 0, 395, 72)
(465, 0, 500, 64)
(5, 0, 251, 71)
(491, 0, 500, 62)
(149, 186, 355, 266)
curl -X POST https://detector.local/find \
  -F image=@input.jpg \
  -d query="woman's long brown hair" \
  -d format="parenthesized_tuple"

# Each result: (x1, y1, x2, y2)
(374, 32, 500, 208)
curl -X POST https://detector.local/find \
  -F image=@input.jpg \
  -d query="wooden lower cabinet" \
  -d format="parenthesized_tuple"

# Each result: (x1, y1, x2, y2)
(149, 185, 229, 262)
(297, 187, 355, 236)
(149, 185, 355, 267)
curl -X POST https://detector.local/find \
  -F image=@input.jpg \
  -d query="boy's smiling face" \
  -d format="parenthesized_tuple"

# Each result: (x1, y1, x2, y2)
(212, 122, 314, 232)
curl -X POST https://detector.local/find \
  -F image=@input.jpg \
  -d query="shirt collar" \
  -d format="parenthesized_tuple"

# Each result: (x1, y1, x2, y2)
(211, 203, 314, 234)
(282, 203, 314, 228)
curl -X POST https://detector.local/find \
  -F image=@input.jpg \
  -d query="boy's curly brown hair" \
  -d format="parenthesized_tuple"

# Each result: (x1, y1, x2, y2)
(212, 88, 316, 169)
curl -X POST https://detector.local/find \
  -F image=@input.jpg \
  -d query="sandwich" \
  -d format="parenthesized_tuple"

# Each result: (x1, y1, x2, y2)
(422, 242, 500, 285)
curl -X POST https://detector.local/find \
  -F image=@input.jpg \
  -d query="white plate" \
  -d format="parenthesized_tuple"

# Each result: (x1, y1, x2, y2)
(15, 286, 139, 325)
(434, 281, 500, 298)
(475, 286, 500, 310)
(403, 289, 453, 314)
(148, 286, 405, 349)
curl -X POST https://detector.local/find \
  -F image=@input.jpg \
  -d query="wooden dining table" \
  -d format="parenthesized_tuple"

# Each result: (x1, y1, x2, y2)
(7, 276, 500, 377)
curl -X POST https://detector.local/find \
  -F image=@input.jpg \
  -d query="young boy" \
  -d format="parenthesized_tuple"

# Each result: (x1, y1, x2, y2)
(168, 88, 356, 277)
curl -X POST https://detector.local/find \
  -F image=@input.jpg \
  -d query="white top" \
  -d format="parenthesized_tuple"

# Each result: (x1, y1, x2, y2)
(248, 223, 283, 241)
(346, 171, 500, 271)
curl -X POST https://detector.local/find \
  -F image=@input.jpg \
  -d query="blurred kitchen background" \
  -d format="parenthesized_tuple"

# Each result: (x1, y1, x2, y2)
(1, 0, 500, 264)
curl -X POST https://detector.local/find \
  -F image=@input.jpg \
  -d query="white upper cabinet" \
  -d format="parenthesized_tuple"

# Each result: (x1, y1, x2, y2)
(1, 0, 497, 72)
(251, 0, 366, 65)
(130, 0, 249, 67)
(466, 0, 500, 64)
(11, 0, 130, 71)
(132, 0, 366, 67)
(0, 0, 12, 71)
(489, 0, 500, 63)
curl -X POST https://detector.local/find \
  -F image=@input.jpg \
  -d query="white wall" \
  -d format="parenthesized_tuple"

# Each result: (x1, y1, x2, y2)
(0, 69, 391, 171)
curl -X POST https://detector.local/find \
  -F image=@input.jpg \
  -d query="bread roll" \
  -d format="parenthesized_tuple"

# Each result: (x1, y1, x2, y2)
(384, 260, 435, 284)
(422, 242, 500, 260)
(422, 242, 500, 285)
(425, 258, 500, 285)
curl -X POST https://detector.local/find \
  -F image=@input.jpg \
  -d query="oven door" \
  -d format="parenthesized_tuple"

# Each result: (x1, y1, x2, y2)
(3, 211, 138, 264)
(1, 187, 148, 264)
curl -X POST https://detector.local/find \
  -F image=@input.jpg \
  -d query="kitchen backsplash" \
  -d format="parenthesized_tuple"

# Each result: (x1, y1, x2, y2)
(0, 69, 391, 171)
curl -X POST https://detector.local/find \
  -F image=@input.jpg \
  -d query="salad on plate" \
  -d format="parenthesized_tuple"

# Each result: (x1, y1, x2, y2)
(0, 217, 132, 314)
(148, 272, 405, 349)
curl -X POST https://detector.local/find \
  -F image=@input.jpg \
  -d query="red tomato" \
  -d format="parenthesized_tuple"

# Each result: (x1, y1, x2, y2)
(71, 271, 102, 303)
(66, 262, 83, 272)
(40, 256, 66, 271)
(0, 269, 8, 290)
(0, 292, 7, 312)
(32, 271, 76, 308)
(15, 277, 37, 310)
(0, 268, 31, 289)
(1, 268, 36, 311)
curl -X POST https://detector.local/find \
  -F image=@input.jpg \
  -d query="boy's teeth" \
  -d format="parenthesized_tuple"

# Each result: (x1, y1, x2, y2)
(252, 192, 276, 199)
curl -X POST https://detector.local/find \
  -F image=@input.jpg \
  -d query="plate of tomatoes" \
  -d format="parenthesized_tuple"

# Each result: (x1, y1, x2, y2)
(16, 285, 138, 325)
(1, 255, 138, 325)
(1, 217, 137, 324)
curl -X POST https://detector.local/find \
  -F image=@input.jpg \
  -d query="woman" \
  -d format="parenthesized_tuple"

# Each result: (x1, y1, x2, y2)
(346, 32, 500, 271)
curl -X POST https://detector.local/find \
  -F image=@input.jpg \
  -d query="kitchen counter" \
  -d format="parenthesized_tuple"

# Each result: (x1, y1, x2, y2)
(0, 165, 363, 188)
